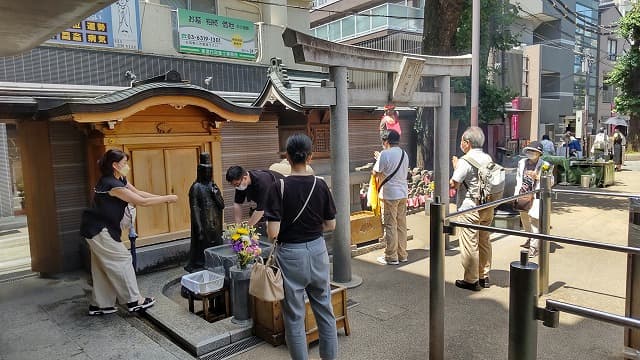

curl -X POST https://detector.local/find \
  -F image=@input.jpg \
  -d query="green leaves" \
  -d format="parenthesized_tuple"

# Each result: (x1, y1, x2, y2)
(607, 2, 640, 116)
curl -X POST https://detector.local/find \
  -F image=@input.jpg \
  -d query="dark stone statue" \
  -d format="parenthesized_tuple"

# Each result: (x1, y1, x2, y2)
(184, 153, 225, 272)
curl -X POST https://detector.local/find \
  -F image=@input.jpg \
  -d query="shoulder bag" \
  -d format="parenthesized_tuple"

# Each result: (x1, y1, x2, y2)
(249, 176, 317, 302)
(377, 149, 406, 192)
(514, 161, 541, 212)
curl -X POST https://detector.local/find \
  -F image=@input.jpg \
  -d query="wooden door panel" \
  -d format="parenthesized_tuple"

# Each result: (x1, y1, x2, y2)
(131, 149, 169, 236)
(164, 147, 198, 233)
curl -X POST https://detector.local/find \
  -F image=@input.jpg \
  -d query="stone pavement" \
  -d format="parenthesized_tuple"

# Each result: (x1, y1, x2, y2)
(1, 161, 639, 360)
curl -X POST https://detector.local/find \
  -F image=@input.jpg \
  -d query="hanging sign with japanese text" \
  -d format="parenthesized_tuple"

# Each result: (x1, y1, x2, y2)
(177, 9, 256, 60)
(511, 114, 519, 140)
(47, 0, 140, 50)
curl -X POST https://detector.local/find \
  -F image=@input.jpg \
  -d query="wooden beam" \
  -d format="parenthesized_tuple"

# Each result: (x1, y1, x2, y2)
(283, 28, 472, 76)
(17, 120, 60, 274)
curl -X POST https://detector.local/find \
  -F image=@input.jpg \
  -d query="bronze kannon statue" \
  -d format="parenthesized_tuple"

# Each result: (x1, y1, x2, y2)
(184, 153, 225, 272)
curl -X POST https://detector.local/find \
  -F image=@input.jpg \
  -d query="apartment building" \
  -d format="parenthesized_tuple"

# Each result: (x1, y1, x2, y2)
(596, 1, 628, 128)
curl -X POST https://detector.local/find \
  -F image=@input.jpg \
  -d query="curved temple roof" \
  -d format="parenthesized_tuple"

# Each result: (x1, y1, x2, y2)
(43, 80, 262, 123)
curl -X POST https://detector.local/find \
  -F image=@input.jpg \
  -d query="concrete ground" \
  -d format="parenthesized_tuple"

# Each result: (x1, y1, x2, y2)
(1, 162, 639, 360)
(0, 216, 30, 276)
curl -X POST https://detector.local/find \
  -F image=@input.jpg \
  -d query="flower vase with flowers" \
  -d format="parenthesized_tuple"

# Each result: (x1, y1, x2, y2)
(224, 223, 262, 325)
(225, 223, 262, 270)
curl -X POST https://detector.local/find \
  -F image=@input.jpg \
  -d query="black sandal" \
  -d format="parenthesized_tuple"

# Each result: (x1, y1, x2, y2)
(127, 297, 155, 312)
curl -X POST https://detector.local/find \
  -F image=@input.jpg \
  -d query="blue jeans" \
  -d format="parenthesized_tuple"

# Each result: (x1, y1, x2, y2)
(277, 237, 338, 360)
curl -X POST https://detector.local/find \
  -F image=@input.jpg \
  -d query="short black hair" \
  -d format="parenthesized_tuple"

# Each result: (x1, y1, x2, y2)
(542, 134, 550, 140)
(381, 130, 400, 145)
(226, 166, 246, 183)
(98, 149, 128, 176)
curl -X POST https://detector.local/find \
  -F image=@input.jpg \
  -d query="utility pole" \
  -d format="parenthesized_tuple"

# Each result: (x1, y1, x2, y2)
(582, 51, 593, 150)
(471, 0, 480, 126)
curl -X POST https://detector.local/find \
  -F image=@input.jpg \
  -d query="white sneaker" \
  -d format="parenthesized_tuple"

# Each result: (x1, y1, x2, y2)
(399, 258, 409, 263)
(377, 256, 399, 265)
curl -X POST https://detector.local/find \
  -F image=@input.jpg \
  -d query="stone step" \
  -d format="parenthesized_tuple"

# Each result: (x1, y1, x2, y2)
(0, 234, 29, 248)
(0, 257, 31, 276)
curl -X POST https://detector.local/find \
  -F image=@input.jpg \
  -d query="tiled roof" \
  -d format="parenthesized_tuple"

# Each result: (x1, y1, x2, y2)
(43, 80, 262, 118)
(253, 58, 329, 111)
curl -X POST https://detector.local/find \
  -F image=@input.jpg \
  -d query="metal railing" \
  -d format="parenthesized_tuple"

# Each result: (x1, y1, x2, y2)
(428, 175, 640, 360)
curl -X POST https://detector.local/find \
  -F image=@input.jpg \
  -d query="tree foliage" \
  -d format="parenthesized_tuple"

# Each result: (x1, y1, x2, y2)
(416, 0, 519, 167)
(605, 2, 640, 151)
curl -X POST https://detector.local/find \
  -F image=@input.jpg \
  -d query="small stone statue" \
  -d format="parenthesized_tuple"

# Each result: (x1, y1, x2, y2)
(184, 153, 225, 272)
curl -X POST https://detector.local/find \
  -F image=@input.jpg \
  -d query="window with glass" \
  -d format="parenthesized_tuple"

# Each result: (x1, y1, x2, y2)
(371, 4, 388, 30)
(388, 4, 406, 29)
(160, 0, 217, 13)
(328, 21, 341, 41)
(356, 13, 370, 35)
(341, 16, 355, 39)
(315, 25, 329, 40)
(608, 39, 618, 60)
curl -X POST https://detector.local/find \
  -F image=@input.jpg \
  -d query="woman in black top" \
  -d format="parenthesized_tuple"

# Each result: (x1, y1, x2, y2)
(265, 134, 338, 360)
(81, 149, 177, 315)
(613, 127, 624, 171)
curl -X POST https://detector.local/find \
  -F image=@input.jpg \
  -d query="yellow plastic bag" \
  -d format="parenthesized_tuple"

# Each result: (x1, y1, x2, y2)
(367, 174, 381, 216)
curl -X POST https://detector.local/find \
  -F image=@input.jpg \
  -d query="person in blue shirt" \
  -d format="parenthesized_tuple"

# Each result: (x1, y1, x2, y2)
(565, 132, 582, 158)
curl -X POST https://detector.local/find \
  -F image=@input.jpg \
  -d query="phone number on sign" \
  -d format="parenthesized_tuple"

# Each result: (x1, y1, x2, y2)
(181, 34, 221, 43)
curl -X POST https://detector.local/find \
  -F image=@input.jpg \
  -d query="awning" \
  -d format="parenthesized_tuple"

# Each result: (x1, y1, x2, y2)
(0, 0, 115, 56)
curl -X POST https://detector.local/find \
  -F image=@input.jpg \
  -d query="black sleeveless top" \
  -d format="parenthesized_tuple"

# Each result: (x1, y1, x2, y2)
(80, 176, 128, 242)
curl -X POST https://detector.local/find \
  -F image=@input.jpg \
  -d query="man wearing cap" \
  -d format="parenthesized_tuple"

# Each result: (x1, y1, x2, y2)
(449, 126, 495, 291)
(373, 130, 409, 265)
(515, 141, 552, 258)
(564, 131, 582, 158)
(379, 104, 402, 137)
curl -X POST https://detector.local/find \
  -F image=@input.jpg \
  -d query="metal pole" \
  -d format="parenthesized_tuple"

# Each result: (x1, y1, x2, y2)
(625, 197, 640, 351)
(329, 66, 361, 287)
(547, 299, 640, 331)
(447, 220, 640, 256)
(434, 76, 451, 249)
(582, 52, 592, 148)
(509, 250, 539, 360)
(552, 188, 640, 199)
(538, 175, 552, 295)
(429, 198, 445, 360)
(470, 0, 480, 127)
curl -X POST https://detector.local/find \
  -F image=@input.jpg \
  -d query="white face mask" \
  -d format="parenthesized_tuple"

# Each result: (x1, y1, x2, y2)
(235, 180, 247, 191)
(118, 164, 130, 177)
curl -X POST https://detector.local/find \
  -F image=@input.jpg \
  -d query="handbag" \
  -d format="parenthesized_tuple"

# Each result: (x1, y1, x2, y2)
(249, 176, 317, 302)
(514, 162, 538, 212)
(514, 193, 534, 212)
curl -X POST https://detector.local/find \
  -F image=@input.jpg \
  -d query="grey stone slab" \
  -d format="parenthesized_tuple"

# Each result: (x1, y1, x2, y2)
(134, 239, 190, 274)
(353, 302, 409, 321)
(41, 297, 184, 360)
(137, 267, 253, 356)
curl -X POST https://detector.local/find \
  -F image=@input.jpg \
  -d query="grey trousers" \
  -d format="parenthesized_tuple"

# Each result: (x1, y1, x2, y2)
(277, 237, 338, 360)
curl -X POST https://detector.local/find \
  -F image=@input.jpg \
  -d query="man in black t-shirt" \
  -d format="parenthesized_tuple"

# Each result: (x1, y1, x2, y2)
(226, 165, 284, 227)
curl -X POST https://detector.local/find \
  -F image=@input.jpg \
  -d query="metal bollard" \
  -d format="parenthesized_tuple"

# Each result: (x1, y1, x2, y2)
(429, 197, 445, 360)
(625, 197, 640, 353)
(538, 175, 552, 295)
(509, 250, 539, 360)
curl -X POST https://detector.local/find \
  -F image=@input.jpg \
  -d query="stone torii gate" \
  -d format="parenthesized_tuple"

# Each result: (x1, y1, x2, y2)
(282, 28, 472, 288)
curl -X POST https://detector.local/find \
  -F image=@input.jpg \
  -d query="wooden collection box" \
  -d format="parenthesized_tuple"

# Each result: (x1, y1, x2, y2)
(350, 211, 383, 246)
(251, 283, 351, 346)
